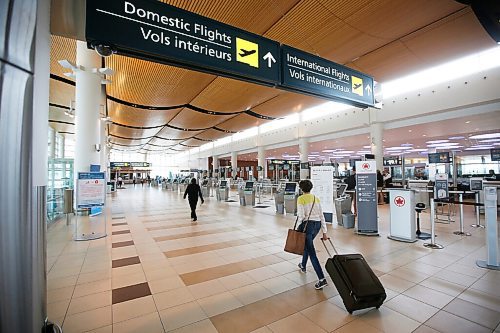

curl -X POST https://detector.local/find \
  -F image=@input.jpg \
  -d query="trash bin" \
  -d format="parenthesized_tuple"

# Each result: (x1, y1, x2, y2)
(342, 213, 355, 229)
(63, 189, 74, 214)
(335, 195, 351, 226)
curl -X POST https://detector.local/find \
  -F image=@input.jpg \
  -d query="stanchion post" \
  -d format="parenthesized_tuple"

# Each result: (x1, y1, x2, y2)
(476, 186, 499, 270)
(454, 193, 471, 236)
(424, 198, 444, 249)
(471, 191, 483, 228)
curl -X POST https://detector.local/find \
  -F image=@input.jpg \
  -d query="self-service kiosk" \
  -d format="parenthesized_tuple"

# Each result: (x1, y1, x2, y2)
(274, 182, 285, 214)
(217, 180, 229, 201)
(283, 182, 298, 215)
(239, 181, 256, 206)
(201, 179, 210, 198)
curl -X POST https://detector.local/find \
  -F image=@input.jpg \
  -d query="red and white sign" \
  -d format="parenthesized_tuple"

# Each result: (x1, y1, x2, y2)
(394, 196, 406, 207)
(356, 160, 376, 174)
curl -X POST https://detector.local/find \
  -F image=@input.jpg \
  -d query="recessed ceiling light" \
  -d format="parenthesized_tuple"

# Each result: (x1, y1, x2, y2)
(422, 134, 427, 137)
(465, 121, 471, 124)
(448, 136, 465, 140)
(469, 132, 500, 139)
(426, 140, 449, 144)
(408, 130, 412, 132)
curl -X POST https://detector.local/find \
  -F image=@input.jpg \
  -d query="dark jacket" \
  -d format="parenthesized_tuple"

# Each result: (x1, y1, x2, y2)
(184, 183, 204, 202)
(346, 174, 356, 190)
(377, 172, 384, 187)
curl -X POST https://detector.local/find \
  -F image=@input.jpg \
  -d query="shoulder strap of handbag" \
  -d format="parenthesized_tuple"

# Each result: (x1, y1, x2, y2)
(300, 196, 316, 232)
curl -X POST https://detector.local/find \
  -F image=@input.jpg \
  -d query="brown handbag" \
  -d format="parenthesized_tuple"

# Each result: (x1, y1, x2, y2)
(284, 197, 315, 255)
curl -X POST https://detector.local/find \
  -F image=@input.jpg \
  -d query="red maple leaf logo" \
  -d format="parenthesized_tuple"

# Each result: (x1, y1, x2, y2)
(394, 196, 405, 207)
(362, 163, 370, 170)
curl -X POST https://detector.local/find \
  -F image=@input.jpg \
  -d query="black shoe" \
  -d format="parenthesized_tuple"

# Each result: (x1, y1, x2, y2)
(298, 263, 306, 273)
(315, 279, 328, 290)
(193, 218, 197, 222)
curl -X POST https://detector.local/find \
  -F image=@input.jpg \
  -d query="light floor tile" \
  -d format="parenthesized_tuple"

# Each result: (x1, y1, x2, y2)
(218, 272, 256, 290)
(68, 291, 111, 315)
(360, 306, 420, 333)
(230, 283, 274, 305)
(153, 287, 195, 310)
(267, 312, 326, 333)
(148, 276, 186, 294)
(332, 318, 383, 333)
(197, 291, 244, 317)
(170, 319, 218, 333)
(73, 279, 111, 298)
(301, 301, 355, 332)
(188, 279, 227, 299)
(443, 298, 500, 329)
(384, 294, 439, 323)
(62, 306, 112, 333)
(47, 298, 70, 319)
(458, 288, 500, 312)
(425, 310, 491, 333)
(112, 311, 164, 333)
(379, 274, 415, 293)
(159, 301, 207, 331)
(403, 285, 454, 308)
(419, 276, 467, 297)
(112, 295, 157, 323)
(259, 275, 300, 295)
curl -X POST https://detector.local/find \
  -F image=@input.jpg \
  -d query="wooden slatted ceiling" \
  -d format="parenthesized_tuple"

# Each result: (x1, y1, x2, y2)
(105, 55, 216, 106)
(107, 124, 159, 138)
(155, 127, 203, 140)
(161, 0, 301, 35)
(50, 35, 76, 80)
(48, 0, 497, 153)
(187, 77, 280, 113)
(107, 101, 180, 127)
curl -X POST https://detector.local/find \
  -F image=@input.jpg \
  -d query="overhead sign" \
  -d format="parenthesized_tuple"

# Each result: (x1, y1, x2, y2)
(86, 0, 281, 85)
(281, 45, 375, 108)
(491, 148, 500, 161)
(110, 161, 151, 168)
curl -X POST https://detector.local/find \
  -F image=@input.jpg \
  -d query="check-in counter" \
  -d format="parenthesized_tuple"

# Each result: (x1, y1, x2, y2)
(283, 182, 298, 215)
(216, 179, 229, 201)
(239, 181, 255, 206)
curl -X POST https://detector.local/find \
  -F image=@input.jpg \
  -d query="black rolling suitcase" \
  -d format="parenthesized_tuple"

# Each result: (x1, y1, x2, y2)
(322, 239, 386, 314)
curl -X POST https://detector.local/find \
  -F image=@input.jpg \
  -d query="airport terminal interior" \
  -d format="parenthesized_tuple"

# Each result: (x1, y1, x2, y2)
(1, 0, 500, 332)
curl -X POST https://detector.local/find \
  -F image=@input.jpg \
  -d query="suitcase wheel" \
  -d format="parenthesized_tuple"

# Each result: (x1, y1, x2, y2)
(348, 311, 353, 314)
(376, 306, 380, 309)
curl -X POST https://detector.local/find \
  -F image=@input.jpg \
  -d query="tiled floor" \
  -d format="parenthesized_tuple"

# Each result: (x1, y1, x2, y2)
(46, 186, 500, 333)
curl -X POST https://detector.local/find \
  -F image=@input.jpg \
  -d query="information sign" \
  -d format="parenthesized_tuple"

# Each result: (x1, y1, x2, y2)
(491, 148, 500, 162)
(434, 173, 449, 199)
(383, 156, 401, 166)
(87, 0, 281, 85)
(281, 45, 375, 107)
(355, 161, 378, 235)
(77, 172, 106, 208)
(310, 166, 334, 222)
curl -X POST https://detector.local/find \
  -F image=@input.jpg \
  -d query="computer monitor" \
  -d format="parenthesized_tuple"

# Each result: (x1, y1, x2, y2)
(337, 184, 347, 197)
(470, 178, 483, 191)
(428, 152, 450, 163)
(245, 181, 254, 189)
(219, 180, 227, 187)
(284, 182, 296, 193)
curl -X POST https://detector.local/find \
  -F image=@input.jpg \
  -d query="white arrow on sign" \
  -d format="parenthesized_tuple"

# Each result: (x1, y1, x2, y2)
(263, 52, 276, 68)
(365, 84, 372, 96)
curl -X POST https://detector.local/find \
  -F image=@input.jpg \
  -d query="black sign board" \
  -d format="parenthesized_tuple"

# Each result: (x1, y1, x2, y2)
(428, 152, 450, 164)
(281, 45, 375, 108)
(86, 0, 281, 85)
(300, 162, 310, 170)
(349, 158, 362, 167)
(110, 162, 130, 168)
(383, 156, 401, 166)
(491, 148, 500, 161)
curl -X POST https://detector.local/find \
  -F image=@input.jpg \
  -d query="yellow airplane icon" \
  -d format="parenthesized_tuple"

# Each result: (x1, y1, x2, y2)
(351, 76, 363, 96)
(236, 38, 259, 68)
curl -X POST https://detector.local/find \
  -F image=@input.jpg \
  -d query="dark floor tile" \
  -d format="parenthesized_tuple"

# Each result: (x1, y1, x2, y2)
(112, 240, 134, 248)
(112, 256, 141, 268)
(112, 282, 151, 304)
(112, 230, 131, 235)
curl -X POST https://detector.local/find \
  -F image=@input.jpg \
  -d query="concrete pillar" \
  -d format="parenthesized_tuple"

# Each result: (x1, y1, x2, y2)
(75, 41, 101, 176)
(231, 151, 238, 178)
(299, 137, 309, 179)
(99, 88, 108, 171)
(49, 127, 56, 158)
(370, 122, 384, 171)
(257, 146, 266, 179)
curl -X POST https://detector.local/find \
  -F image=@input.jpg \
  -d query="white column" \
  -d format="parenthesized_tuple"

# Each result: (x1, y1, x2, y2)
(212, 155, 218, 176)
(99, 87, 108, 171)
(231, 151, 238, 178)
(370, 122, 384, 171)
(75, 41, 101, 176)
(299, 137, 309, 179)
(49, 127, 56, 158)
(257, 146, 266, 179)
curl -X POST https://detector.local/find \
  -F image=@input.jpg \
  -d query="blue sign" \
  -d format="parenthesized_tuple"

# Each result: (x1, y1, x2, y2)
(90, 164, 101, 172)
(79, 172, 105, 180)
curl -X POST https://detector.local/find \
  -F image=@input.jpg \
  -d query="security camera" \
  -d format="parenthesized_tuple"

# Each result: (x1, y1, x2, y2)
(90, 42, 116, 57)
(95, 144, 101, 152)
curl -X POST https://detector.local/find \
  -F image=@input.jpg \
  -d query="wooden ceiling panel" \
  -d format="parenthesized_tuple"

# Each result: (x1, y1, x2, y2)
(402, 11, 497, 70)
(108, 124, 158, 139)
(168, 109, 233, 130)
(107, 101, 180, 127)
(156, 127, 203, 140)
(316, 0, 371, 20)
(192, 129, 227, 142)
(106, 55, 215, 106)
(181, 138, 206, 147)
(49, 79, 74, 106)
(189, 77, 280, 113)
(50, 35, 76, 80)
(265, 1, 335, 51)
(253, 92, 323, 118)
(217, 114, 267, 133)
(344, 0, 465, 40)
(162, 0, 300, 35)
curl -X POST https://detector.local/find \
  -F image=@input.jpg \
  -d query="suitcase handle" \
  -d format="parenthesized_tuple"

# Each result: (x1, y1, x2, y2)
(321, 238, 338, 257)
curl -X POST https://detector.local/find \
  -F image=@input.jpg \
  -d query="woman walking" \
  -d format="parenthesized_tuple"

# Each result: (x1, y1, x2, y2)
(297, 180, 329, 290)
(183, 178, 204, 221)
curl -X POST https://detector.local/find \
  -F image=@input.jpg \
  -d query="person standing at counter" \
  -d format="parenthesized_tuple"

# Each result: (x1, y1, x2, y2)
(346, 167, 357, 215)
(377, 170, 384, 204)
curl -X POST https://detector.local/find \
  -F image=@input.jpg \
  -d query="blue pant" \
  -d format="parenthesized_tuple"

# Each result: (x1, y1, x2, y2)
(301, 221, 325, 280)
